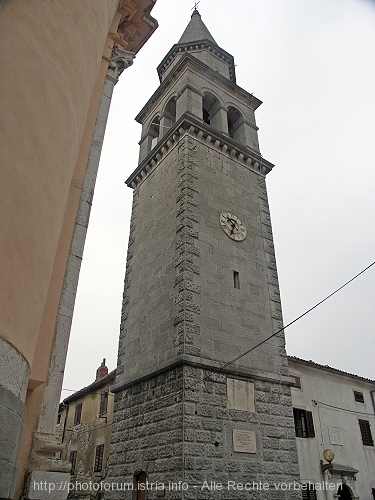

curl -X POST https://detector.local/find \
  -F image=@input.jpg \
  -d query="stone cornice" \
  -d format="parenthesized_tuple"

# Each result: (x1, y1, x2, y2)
(135, 53, 262, 124)
(111, 355, 295, 394)
(157, 39, 236, 83)
(126, 113, 274, 188)
(117, 0, 158, 54)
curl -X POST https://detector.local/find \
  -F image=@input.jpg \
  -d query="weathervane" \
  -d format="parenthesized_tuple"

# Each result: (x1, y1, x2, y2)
(192, 1, 200, 12)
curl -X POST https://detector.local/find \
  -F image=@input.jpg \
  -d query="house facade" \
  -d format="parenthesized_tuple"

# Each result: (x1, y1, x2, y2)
(57, 361, 116, 499)
(59, 358, 375, 499)
(289, 357, 375, 500)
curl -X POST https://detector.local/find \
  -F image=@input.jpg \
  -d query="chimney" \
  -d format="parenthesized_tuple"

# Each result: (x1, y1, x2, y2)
(96, 358, 108, 380)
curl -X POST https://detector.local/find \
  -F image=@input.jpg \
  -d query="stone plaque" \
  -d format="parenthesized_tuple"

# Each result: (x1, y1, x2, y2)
(328, 426, 344, 445)
(227, 378, 255, 412)
(233, 429, 256, 454)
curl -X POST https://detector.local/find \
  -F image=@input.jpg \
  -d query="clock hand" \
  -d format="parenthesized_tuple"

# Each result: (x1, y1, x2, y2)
(227, 217, 238, 234)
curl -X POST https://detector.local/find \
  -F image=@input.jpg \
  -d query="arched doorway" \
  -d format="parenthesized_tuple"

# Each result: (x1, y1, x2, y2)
(337, 484, 353, 500)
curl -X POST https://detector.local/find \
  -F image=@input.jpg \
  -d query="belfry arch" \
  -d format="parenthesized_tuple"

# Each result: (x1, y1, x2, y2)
(227, 105, 245, 145)
(163, 96, 176, 129)
(148, 115, 160, 152)
(202, 91, 222, 131)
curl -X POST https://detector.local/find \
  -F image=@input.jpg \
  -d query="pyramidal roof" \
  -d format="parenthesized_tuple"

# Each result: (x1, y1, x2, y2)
(178, 9, 217, 45)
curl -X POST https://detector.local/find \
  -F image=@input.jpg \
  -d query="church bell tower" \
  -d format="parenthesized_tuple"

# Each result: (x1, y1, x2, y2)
(108, 10, 301, 499)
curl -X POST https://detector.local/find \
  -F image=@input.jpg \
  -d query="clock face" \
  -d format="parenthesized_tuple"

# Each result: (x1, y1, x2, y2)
(219, 211, 247, 241)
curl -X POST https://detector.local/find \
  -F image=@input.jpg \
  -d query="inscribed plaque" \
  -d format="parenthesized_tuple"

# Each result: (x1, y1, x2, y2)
(233, 429, 256, 453)
(227, 378, 255, 412)
(328, 426, 344, 445)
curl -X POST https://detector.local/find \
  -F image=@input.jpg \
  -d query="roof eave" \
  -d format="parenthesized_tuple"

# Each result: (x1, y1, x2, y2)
(156, 41, 236, 83)
(288, 356, 375, 384)
(62, 369, 117, 404)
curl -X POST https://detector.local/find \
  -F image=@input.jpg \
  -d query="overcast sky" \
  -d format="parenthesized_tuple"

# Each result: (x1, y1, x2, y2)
(62, 0, 375, 398)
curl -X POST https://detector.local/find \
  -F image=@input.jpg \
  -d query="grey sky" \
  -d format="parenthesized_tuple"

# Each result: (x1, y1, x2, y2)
(62, 0, 375, 398)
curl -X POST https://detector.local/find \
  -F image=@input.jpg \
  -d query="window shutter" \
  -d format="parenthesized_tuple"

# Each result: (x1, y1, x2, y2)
(309, 488, 317, 500)
(293, 376, 302, 388)
(94, 444, 105, 472)
(301, 489, 309, 500)
(70, 450, 77, 475)
(301, 485, 317, 500)
(306, 411, 315, 438)
(293, 408, 303, 437)
(359, 419, 374, 446)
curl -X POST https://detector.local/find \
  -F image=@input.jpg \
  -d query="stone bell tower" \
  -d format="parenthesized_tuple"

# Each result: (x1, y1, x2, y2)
(107, 10, 301, 499)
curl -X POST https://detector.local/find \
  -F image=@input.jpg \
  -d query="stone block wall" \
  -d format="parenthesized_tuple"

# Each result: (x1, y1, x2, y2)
(107, 364, 300, 500)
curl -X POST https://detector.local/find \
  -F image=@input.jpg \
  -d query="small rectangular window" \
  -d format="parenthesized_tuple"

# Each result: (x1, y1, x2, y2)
(74, 402, 82, 426)
(233, 271, 240, 289)
(359, 419, 374, 446)
(293, 408, 315, 438)
(94, 444, 105, 473)
(354, 391, 364, 403)
(99, 391, 109, 416)
(301, 484, 317, 500)
(70, 450, 77, 475)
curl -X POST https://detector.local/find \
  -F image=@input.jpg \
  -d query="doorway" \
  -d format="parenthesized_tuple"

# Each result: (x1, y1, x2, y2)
(136, 471, 147, 500)
(337, 484, 353, 500)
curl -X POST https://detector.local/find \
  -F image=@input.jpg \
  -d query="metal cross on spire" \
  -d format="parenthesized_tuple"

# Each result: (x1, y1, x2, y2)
(192, 1, 200, 12)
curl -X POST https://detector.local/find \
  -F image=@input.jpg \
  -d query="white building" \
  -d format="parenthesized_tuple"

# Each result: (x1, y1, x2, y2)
(289, 357, 375, 500)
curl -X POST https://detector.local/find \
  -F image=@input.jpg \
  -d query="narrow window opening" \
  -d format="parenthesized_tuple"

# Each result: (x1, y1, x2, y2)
(99, 391, 108, 416)
(69, 450, 77, 475)
(233, 271, 240, 289)
(73, 402, 82, 425)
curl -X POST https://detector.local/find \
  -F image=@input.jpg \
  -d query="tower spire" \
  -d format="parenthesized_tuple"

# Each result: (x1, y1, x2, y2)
(178, 8, 217, 45)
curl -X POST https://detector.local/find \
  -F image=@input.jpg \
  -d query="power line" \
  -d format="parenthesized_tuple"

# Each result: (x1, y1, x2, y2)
(149, 260, 375, 409)
(313, 399, 375, 418)
(221, 260, 375, 369)
(62, 261, 375, 410)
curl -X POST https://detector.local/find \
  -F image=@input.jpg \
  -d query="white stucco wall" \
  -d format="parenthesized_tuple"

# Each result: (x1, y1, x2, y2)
(289, 358, 375, 500)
